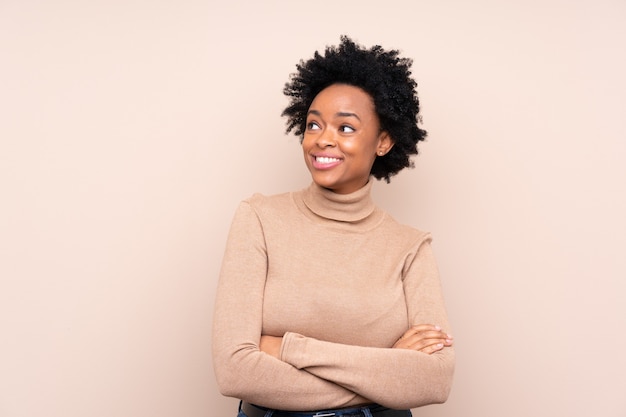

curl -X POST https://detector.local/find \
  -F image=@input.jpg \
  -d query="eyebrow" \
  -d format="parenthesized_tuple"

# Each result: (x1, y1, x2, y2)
(307, 109, 361, 121)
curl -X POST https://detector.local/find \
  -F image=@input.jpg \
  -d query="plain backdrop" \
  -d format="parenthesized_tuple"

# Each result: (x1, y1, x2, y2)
(1, 1, 625, 416)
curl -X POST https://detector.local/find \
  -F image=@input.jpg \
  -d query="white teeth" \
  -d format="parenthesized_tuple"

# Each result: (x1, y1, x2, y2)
(316, 156, 340, 164)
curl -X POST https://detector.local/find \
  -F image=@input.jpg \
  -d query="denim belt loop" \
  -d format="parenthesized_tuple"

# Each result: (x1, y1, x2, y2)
(360, 406, 373, 417)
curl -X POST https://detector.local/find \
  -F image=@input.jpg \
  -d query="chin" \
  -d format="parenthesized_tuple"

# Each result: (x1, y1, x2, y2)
(313, 181, 336, 191)
(311, 175, 339, 190)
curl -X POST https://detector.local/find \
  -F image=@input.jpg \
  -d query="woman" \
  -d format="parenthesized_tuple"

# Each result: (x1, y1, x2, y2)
(213, 36, 455, 417)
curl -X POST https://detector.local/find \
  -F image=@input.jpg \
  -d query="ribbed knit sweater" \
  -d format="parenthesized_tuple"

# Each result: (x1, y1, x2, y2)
(212, 181, 454, 411)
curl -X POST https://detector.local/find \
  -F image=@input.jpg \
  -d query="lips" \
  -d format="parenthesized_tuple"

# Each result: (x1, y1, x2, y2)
(311, 154, 343, 169)
(316, 156, 341, 164)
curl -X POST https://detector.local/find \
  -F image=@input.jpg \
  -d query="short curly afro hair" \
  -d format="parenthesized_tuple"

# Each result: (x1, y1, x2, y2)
(282, 35, 427, 182)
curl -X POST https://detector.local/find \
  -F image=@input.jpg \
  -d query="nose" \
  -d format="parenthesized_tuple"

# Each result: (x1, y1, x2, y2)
(315, 128, 336, 148)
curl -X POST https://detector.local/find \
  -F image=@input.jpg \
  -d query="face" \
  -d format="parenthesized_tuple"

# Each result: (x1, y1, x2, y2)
(302, 84, 393, 194)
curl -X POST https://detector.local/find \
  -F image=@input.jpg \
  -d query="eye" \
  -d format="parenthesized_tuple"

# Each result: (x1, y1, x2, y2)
(340, 125, 355, 133)
(307, 121, 321, 131)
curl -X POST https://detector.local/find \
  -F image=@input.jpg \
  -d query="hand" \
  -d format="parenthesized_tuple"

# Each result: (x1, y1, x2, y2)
(392, 324, 453, 354)
(259, 335, 283, 359)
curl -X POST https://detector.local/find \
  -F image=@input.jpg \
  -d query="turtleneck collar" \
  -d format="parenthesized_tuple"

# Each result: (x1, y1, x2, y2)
(293, 181, 385, 229)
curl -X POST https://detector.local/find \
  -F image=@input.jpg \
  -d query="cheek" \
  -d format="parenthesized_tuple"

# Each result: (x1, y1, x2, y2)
(340, 137, 363, 153)
(301, 135, 315, 150)
(342, 137, 376, 159)
(301, 140, 313, 164)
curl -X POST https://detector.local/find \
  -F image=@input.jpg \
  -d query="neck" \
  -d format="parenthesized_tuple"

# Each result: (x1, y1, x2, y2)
(292, 181, 385, 231)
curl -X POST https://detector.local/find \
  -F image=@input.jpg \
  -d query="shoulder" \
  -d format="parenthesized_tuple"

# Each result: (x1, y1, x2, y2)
(242, 190, 293, 214)
(379, 211, 433, 249)
(232, 190, 298, 226)
(377, 214, 439, 274)
(245, 190, 291, 207)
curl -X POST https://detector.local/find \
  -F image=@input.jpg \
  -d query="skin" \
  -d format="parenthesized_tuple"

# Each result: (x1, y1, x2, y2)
(260, 84, 453, 357)
(301, 83, 393, 194)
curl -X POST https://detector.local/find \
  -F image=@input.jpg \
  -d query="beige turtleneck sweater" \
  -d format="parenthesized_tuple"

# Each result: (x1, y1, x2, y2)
(212, 181, 454, 411)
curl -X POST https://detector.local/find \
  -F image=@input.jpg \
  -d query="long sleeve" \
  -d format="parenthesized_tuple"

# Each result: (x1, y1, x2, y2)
(211, 201, 368, 410)
(278, 240, 455, 409)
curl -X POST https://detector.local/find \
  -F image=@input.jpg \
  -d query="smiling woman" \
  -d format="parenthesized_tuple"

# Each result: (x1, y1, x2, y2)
(302, 84, 393, 195)
(212, 36, 454, 417)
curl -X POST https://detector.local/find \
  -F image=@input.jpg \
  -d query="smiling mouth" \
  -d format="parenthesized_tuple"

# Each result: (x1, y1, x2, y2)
(312, 155, 343, 170)
(315, 156, 342, 164)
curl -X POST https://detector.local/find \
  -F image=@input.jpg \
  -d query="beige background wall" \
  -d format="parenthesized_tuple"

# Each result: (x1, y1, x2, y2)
(1, 1, 625, 416)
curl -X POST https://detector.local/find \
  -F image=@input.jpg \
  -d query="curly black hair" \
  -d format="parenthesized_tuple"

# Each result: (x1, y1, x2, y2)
(282, 35, 427, 182)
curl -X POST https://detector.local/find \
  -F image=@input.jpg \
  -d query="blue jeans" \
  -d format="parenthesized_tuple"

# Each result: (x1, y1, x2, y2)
(236, 401, 412, 417)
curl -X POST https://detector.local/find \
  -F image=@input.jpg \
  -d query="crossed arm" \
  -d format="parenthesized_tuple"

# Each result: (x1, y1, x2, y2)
(214, 201, 455, 410)
(260, 324, 454, 358)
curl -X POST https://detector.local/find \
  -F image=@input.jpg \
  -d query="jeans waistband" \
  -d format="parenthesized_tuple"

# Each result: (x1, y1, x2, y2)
(240, 401, 410, 417)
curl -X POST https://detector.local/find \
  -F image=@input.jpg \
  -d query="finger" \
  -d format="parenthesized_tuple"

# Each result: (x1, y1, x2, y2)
(395, 334, 443, 350)
(393, 325, 453, 349)
(403, 324, 453, 340)
(407, 337, 447, 351)
(398, 324, 441, 342)
(402, 332, 454, 350)
(402, 330, 453, 346)
(421, 342, 445, 354)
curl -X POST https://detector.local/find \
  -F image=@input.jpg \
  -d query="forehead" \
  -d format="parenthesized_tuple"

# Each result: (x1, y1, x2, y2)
(309, 84, 376, 114)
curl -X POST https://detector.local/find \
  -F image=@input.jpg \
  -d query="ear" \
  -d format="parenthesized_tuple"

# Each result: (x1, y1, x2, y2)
(376, 131, 394, 156)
